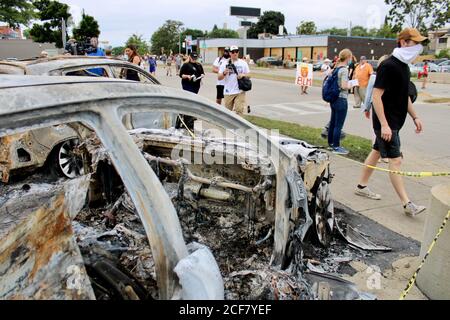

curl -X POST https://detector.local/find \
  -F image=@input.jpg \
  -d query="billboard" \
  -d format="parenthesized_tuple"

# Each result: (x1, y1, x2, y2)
(240, 21, 254, 27)
(230, 6, 261, 17)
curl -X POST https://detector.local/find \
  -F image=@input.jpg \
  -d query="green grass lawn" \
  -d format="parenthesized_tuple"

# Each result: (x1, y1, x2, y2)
(244, 115, 373, 163)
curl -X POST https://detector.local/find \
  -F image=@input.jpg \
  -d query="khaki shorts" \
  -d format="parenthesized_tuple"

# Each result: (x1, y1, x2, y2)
(224, 92, 246, 115)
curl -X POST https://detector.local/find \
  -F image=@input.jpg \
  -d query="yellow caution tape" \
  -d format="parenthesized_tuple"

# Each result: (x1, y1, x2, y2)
(399, 210, 450, 300)
(366, 165, 450, 178)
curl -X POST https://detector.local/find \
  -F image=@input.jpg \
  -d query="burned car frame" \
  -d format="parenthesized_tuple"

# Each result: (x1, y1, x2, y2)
(0, 57, 176, 183)
(0, 75, 334, 300)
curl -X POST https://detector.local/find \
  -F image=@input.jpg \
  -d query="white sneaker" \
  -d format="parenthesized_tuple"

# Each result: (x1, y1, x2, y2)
(404, 202, 426, 217)
(355, 187, 381, 200)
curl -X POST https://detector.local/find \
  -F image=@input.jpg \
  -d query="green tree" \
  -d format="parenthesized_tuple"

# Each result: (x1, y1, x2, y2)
(23, 28, 31, 39)
(375, 21, 397, 38)
(208, 28, 239, 38)
(320, 27, 348, 36)
(248, 11, 287, 39)
(296, 21, 317, 35)
(0, 0, 35, 28)
(385, 0, 450, 34)
(111, 46, 125, 56)
(437, 48, 450, 59)
(126, 34, 150, 55)
(72, 12, 100, 41)
(151, 20, 184, 54)
(29, 0, 71, 48)
(351, 26, 369, 37)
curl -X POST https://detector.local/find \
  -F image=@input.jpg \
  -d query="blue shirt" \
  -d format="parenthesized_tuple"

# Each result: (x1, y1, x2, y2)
(87, 48, 106, 76)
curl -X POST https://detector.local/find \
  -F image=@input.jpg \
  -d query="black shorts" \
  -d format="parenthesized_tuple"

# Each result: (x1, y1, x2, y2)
(216, 85, 224, 99)
(373, 130, 402, 159)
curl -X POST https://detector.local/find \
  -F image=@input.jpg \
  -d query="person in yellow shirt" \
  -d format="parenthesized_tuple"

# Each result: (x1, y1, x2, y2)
(353, 56, 374, 108)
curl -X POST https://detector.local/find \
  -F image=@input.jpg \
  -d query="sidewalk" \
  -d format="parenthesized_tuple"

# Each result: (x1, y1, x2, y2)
(329, 153, 446, 242)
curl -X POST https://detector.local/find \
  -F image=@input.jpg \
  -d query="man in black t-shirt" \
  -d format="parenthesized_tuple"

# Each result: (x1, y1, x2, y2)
(177, 52, 205, 130)
(179, 51, 205, 94)
(355, 28, 428, 217)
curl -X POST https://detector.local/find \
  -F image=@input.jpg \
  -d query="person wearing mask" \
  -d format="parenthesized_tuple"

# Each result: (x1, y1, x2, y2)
(177, 51, 205, 129)
(352, 56, 374, 108)
(212, 47, 230, 105)
(218, 45, 251, 116)
(327, 49, 354, 155)
(355, 28, 427, 217)
(123, 45, 142, 81)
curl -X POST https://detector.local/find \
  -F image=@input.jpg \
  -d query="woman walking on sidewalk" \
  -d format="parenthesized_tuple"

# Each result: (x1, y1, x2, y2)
(327, 49, 354, 155)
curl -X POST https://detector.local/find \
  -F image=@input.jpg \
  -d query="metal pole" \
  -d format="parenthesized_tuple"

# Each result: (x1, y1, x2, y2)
(179, 32, 181, 54)
(243, 26, 248, 58)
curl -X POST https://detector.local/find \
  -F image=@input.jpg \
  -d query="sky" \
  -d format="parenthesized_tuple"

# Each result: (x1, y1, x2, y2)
(60, 0, 391, 47)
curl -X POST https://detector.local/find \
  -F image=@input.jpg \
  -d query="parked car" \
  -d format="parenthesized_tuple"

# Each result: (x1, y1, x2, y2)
(432, 58, 448, 65)
(0, 75, 347, 300)
(438, 60, 450, 73)
(256, 56, 283, 66)
(313, 61, 324, 71)
(0, 56, 174, 181)
(410, 62, 442, 73)
(0, 55, 160, 83)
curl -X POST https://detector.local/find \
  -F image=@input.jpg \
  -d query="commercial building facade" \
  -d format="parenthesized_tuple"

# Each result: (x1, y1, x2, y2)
(197, 35, 397, 64)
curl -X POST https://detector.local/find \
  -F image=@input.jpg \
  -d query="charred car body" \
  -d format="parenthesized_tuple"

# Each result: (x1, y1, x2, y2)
(0, 56, 175, 182)
(0, 76, 365, 300)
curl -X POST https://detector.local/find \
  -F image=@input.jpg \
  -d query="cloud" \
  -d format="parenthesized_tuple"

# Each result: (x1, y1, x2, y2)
(59, 0, 390, 47)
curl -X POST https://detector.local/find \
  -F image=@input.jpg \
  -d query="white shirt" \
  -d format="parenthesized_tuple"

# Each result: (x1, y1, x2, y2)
(213, 56, 228, 86)
(218, 59, 250, 95)
(321, 64, 331, 77)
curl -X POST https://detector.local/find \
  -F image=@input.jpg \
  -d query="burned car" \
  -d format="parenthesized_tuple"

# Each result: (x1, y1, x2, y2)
(0, 75, 345, 300)
(0, 56, 176, 183)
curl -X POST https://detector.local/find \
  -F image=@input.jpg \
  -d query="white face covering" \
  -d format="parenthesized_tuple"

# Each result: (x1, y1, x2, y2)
(392, 44, 423, 64)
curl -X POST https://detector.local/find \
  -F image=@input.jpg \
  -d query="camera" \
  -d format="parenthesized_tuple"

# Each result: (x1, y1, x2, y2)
(65, 37, 98, 56)
(226, 62, 235, 73)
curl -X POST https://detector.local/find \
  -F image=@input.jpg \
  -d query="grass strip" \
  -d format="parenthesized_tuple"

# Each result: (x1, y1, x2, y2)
(244, 115, 372, 163)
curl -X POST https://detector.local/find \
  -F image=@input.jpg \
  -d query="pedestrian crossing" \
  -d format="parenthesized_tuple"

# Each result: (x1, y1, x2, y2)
(252, 100, 361, 117)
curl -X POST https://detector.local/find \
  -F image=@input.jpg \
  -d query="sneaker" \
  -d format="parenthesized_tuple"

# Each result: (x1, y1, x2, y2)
(327, 145, 334, 151)
(404, 202, 426, 217)
(355, 187, 381, 200)
(332, 146, 349, 155)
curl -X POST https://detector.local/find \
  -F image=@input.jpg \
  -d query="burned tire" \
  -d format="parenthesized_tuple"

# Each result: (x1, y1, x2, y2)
(49, 139, 85, 179)
(311, 181, 335, 247)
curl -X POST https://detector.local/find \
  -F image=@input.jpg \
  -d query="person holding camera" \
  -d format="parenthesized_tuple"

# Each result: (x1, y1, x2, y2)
(177, 51, 205, 130)
(218, 45, 250, 116)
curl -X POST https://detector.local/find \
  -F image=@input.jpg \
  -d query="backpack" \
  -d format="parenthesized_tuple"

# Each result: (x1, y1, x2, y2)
(322, 67, 343, 103)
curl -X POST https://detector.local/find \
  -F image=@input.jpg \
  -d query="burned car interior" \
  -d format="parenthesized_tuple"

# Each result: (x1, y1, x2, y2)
(0, 75, 386, 300)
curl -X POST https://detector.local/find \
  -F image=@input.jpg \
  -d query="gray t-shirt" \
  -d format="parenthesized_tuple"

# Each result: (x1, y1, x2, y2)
(338, 67, 349, 98)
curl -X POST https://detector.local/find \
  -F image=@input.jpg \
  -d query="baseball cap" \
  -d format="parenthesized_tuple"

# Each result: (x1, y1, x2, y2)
(189, 51, 198, 58)
(397, 28, 427, 43)
(230, 45, 239, 51)
(360, 56, 367, 60)
(224, 47, 230, 51)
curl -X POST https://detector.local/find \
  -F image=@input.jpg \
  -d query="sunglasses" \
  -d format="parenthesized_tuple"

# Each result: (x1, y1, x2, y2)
(230, 50, 239, 54)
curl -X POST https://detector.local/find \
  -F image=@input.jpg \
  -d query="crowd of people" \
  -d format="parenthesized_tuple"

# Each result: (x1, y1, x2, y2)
(79, 27, 427, 218)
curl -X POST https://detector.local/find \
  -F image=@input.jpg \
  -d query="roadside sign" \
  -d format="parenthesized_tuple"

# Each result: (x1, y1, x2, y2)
(295, 63, 313, 87)
(230, 6, 261, 17)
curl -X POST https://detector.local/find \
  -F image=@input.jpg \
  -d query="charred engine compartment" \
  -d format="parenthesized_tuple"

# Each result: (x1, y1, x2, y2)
(76, 129, 317, 299)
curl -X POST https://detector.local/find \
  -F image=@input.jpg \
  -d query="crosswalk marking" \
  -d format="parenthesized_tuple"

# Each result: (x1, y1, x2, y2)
(253, 100, 359, 116)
